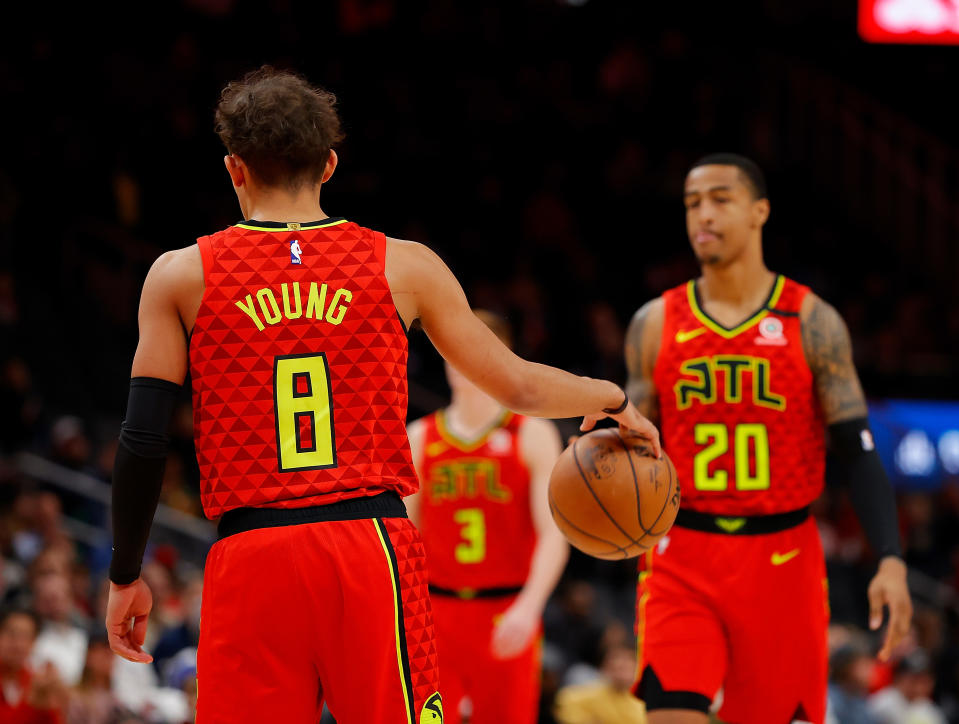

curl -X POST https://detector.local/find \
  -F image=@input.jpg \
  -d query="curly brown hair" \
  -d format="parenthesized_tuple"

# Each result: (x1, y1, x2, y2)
(215, 66, 345, 190)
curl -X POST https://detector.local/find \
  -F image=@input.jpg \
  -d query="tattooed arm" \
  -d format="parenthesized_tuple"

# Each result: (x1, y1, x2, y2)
(624, 298, 664, 425)
(800, 294, 868, 423)
(801, 292, 912, 661)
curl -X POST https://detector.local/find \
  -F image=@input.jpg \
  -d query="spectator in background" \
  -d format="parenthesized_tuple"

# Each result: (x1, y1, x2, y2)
(869, 649, 946, 724)
(0, 607, 66, 723)
(554, 645, 647, 724)
(29, 574, 88, 686)
(66, 636, 123, 724)
(827, 640, 878, 724)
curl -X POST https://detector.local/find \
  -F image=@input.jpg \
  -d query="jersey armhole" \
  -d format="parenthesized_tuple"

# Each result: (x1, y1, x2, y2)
(196, 235, 214, 286)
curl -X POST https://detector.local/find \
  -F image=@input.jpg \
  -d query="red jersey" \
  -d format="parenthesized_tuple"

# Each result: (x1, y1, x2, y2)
(653, 275, 825, 516)
(189, 218, 417, 519)
(417, 411, 536, 592)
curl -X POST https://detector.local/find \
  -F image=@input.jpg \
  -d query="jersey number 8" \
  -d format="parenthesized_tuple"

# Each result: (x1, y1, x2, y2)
(273, 353, 337, 472)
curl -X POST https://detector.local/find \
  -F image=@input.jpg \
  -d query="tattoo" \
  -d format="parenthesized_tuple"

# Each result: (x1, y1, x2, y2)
(625, 300, 661, 424)
(801, 296, 868, 424)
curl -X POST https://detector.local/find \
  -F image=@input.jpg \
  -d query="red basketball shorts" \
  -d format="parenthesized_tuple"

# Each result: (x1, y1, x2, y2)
(635, 516, 828, 724)
(196, 513, 443, 724)
(431, 593, 540, 724)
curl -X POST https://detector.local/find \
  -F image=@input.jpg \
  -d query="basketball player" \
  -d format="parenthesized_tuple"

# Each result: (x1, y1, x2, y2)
(625, 154, 912, 724)
(102, 66, 659, 724)
(406, 310, 568, 724)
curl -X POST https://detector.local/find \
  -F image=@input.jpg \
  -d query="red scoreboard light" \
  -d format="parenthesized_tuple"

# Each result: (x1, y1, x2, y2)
(859, 0, 959, 43)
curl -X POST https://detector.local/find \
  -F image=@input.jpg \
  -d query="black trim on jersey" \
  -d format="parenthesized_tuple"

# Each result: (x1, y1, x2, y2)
(674, 505, 810, 535)
(429, 584, 524, 599)
(637, 666, 711, 713)
(217, 491, 407, 539)
(767, 307, 800, 317)
(237, 217, 346, 228)
(692, 274, 781, 331)
(375, 518, 418, 724)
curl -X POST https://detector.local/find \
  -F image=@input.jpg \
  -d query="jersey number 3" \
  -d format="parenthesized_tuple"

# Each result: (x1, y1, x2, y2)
(274, 353, 337, 472)
(693, 422, 770, 491)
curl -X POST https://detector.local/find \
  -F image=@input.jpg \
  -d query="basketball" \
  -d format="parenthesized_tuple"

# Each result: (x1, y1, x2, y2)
(548, 428, 680, 560)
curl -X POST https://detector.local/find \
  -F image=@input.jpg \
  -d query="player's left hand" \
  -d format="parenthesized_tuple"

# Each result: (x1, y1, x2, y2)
(106, 577, 155, 664)
(868, 556, 913, 662)
(491, 597, 540, 660)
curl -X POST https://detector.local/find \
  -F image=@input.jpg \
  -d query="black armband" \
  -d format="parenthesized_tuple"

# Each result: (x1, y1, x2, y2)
(829, 417, 902, 560)
(109, 377, 181, 585)
(602, 389, 629, 415)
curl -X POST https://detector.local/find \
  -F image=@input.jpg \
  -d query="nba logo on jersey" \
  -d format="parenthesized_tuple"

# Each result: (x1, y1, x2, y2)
(290, 239, 303, 265)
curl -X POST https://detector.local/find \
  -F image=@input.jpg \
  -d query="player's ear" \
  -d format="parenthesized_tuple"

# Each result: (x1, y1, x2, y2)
(752, 198, 770, 228)
(321, 150, 338, 184)
(224, 155, 246, 188)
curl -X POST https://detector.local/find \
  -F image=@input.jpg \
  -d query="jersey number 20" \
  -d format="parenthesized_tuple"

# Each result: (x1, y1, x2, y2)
(273, 353, 337, 472)
(693, 422, 770, 491)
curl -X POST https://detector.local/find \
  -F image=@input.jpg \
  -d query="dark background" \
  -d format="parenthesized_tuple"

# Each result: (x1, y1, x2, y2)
(1, 1, 958, 722)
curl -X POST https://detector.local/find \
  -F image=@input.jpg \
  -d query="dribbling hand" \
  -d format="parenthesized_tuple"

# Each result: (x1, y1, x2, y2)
(580, 401, 662, 459)
(106, 577, 155, 663)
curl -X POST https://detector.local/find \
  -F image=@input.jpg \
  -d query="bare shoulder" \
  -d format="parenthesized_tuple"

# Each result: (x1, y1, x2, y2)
(625, 297, 664, 421)
(141, 245, 205, 328)
(385, 237, 443, 275)
(406, 415, 426, 438)
(625, 297, 664, 376)
(148, 245, 203, 289)
(800, 291, 868, 422)
(627, 298, 665, 348)
(799, 292, 851, 371)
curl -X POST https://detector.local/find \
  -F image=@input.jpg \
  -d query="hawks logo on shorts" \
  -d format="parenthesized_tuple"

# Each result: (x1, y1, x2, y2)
(420, 692, 443, 723)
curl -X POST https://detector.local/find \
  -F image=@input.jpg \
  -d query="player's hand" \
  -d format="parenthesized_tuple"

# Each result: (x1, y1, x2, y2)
(580, 401, 662, 459)
(491, 596, 540, 660)
(106, 577, 154, 663)
(868, 556, 913, 662)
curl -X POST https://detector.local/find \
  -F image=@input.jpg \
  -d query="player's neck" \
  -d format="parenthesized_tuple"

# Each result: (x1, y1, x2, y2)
(445, 393, 506, 438)
(240, 184, 329, 223)
(699, 249, 773, 309)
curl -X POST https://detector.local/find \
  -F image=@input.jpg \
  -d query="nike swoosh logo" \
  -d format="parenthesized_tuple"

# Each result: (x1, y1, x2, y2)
(771, 548, 801, 566)
(675, 327, 707, 343)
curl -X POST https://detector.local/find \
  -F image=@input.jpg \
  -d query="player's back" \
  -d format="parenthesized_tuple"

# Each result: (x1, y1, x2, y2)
(417, 410, 536, 594)
(189, 217, 417, 519)
(653, 274, 825, 517)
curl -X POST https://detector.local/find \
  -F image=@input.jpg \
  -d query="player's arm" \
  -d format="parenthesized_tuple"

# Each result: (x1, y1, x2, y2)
(624, 298, 664, 425)
(404, 417, 426, 528)
(492, 417, 568, 659)
(801, 292, 912, 660)
(385, 239, 660, 454)
(107, 247, 199, 664)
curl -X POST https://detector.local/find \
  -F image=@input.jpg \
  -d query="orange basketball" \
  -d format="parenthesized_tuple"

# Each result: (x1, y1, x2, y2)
(548, 428, 680, 560)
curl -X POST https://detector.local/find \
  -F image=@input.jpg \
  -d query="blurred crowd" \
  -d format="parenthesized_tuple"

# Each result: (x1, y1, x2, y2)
(1, 1, 957, 723)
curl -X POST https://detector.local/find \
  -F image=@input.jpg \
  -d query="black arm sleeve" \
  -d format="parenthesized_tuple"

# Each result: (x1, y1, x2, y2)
(109, 377, 181, 585)
(829, 417, 902, 560)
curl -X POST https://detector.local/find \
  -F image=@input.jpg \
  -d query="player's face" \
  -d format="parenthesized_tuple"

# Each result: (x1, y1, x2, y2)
(683, 165, 767, 268)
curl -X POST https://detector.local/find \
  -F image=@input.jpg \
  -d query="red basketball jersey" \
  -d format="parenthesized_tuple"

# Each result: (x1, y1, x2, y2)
(417, 411, 536, 592)
(189, 218, 417, 519)
(653, 275, 825, 516)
